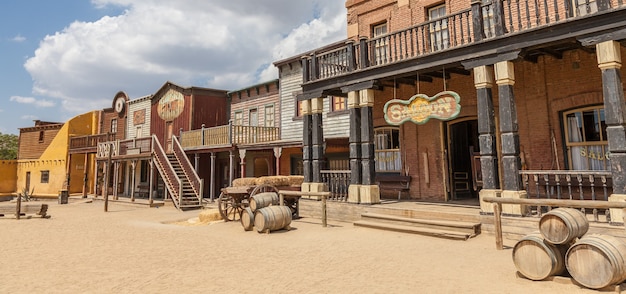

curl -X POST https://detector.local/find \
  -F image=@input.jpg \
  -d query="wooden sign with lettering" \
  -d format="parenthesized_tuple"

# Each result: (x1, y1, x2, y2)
(384, 91, 461, 125)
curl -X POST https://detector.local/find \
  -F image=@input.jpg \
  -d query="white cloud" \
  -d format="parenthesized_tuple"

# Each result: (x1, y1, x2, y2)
(10, 96, 56, 107)
(20, 115, 38, 120)
(11, 34, 26, 42)
(24, 0, 347, 116)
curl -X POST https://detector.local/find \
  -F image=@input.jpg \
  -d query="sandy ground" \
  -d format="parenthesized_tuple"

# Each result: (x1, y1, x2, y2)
(0, 199, 601, 294)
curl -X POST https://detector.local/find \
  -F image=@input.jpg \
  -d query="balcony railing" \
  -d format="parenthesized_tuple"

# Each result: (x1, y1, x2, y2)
(96, 137, 152, 159)
(180, 123, 280, 149)
(520, 170, 613, 222)
(302, 0, 625, 83)
(69, 133, 116, 153)
(321, 170, 351, 201)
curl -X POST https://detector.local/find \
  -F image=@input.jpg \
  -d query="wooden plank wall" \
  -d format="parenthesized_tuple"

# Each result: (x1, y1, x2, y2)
(277, 61, 304, 141)
(17, 127, 62, 160)
(230, 81, 279, 128)
(127, 97, 152, 139)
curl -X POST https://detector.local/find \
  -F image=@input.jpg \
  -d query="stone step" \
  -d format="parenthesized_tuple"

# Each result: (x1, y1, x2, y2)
(360, 212, 481, 236)
(353, 220, 473, 240)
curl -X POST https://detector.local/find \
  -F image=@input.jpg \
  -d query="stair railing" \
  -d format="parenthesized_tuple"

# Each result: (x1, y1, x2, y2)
(172, 135, 204, 204)
(151, 135, 182, 209)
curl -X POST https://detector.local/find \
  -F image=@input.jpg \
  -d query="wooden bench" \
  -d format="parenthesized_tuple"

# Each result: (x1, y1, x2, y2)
(0, 203, 50, 219)
(377, 175, 411, 200)
(135, 184, 150, 198)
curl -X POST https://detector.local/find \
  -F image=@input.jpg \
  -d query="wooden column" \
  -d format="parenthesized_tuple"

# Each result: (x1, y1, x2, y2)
(360, 89, 376, 185)
(311, 97, 325, 183)
(113, 162, 119, 200)
(130, 160, 137, 202)
(210, 152, 216, 202)
(273, 147, 282, 176)
(302, 99, 313, 183)
(148, 159, 154, 205)
(82, 154, 89, 197)
(474, 65, 499, 190)
(495, 60, 526, 216)
(495, 61, 522, 191)
(194, 153, 199, 173)
(597, 41, 626, 194)
(93, 160, 99, 197)
(348, 91, 362, 185)
(229, 150, 235, 186)
(239, 149, 247, 178)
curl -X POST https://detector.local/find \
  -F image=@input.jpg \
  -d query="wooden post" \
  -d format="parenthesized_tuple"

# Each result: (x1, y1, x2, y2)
(16, 190, 21, 220)
(104, 143, 112, 212)
(493, 203, 503, 250)
(322, 194, 327, 228)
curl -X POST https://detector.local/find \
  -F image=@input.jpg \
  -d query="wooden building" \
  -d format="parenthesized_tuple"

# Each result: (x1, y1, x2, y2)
(294, 0, 626, 221)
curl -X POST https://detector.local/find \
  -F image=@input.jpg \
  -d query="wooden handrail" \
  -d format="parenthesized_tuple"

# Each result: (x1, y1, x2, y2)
(172, 135, 202, 202)
(279, 190, 331, 227)
(151, 135, 181, 209)
(482, 196, 626, 250)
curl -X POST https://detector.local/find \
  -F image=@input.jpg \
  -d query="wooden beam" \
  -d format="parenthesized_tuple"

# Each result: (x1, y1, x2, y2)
(577, 26, 626, 46)
(446, 67, 471, 76)
(462, 50, 521, 69)
(340, 80, 377, 93)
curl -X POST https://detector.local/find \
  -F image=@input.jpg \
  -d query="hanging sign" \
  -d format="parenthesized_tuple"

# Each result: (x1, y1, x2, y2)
(384, 90, 461, 125)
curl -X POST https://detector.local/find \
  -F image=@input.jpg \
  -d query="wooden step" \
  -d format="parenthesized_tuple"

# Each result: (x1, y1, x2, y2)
(361, 212, 481, 235)
(354, 220, 473, 240)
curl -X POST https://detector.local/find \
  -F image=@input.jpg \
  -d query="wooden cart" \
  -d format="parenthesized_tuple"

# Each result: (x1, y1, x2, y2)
(217, 176, 303, 221)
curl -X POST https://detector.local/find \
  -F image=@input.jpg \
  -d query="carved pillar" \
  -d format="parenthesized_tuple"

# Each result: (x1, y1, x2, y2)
(149, 159, 154, 205)
(273, 147, 282, 176)
(229, 150, 235, 186)
(495, 61, 526, 215)
(597, 41, 626, 224)
(239, 149, 247, 178)
(475, 66, 500, 213)
(302, 99, 313, 185)
(311, 97, 325, 183)
(130, 160, 137, 202)
(348, 91, 362, 204)
(359, 89, 380, 204)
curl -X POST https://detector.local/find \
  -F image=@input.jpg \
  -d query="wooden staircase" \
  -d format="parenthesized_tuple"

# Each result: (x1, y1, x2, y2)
(353, 204, 482, 240)
(166, 154, 202, 210)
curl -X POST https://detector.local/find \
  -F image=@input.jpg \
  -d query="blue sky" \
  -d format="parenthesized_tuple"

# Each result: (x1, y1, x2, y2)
(0, 1, 346, 135)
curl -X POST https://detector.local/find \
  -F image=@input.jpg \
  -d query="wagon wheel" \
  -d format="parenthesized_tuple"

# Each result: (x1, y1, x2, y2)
(218, 191, 244, 222)
(282, 197, 299, 219)
(250, 183, 279, 196)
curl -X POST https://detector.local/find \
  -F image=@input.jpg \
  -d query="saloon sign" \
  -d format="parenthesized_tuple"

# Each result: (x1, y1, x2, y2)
(384, 91, 461, 125)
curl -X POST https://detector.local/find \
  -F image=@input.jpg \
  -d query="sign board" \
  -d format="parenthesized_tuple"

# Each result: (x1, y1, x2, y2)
(384, 91, 461, 125)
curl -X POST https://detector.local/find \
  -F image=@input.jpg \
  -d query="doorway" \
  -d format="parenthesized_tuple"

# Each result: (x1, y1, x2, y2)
(446, 118, 479, 200)
(165, 121, 173, 153)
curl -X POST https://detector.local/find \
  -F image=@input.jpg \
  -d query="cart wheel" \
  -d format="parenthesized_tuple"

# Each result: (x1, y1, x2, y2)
(218, 192, 243, 222)
(283, 197, 299, 219)
(250, 183, 278, 196)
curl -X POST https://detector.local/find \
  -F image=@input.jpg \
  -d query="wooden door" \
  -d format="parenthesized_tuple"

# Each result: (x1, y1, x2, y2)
(165, 121, 173, 153)
(25, 172, 31, 192)
(447, 119, 479, 200)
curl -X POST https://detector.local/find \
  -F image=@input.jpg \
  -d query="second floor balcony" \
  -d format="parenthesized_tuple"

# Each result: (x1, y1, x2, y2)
(300, 0, 626, 92)
(180, 123, 281, 150)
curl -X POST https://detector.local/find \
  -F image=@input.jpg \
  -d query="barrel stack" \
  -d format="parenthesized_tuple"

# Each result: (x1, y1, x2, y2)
(240, 192, 292, 234)
(512, 207, 626, 290)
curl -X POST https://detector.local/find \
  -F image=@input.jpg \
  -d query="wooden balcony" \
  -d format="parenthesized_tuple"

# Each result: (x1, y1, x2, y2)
(69, 133, 116, 154)
(95, 137, 152, 159)
(180, 123, 281, 150)
(300, 0, 626, 94)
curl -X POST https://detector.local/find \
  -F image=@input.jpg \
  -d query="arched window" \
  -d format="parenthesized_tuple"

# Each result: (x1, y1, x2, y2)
(563, 106, 609, 170)
(374, 127, 402, 173)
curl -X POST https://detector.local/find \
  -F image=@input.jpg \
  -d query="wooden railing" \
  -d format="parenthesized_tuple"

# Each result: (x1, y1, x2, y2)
(302, 0, 626, 83)
(179, 123, 280, 149)
(70, 133, 116, 152)
(118, 137, 152, 156)
(172, 135, 203, 203)
(520, 170, 612, 222)
(151, 135, 181, 209)
(321, 170, 350, 201)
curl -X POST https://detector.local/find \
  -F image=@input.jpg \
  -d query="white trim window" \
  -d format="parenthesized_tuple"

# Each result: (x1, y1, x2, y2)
(373, 22, 388, 65)
(572, 0, 597, 16)
(563, 106, 608, 170)
(428, 4, 449, 52)
(264, 105, 275, 127)
(375, 127, 402, 173)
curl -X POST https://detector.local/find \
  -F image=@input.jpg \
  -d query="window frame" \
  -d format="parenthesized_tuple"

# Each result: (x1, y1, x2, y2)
(264, 104, 275, 127)
(428, 4, 449, 52)
(330, 96, 347, 113)
(372, 22, 388, 65)
(374, 127, 402, 173)
(233, 110, 243, 126)
(110, 119, 118, 134)
(40, 170, 50, 184)
(562, 105, 609, 170)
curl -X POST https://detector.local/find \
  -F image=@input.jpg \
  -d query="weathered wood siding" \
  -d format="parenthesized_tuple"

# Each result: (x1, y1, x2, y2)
(17, 126, 62, 160)
(100, 109, 126, 140)
(230, 81, 280, 127)
(322, 99, 350, 138)
(278, 62, 304, 141)
(191, 90, 229, 129)
(127, 96, 152, 139)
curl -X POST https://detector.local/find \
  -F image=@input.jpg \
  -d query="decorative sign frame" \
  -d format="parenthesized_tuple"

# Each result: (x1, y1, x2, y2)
(157, 89, 184, 121)
(383, 90, 461, 125)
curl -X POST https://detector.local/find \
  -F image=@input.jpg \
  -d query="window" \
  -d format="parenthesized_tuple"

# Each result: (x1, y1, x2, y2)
(428, 4, 449, 51)
(372, 22, 388, 65)
(136, 125, 142, 138)
(41, 170, 49, 183)
(111, 119, 118, 133)
(38, 131, 44, 143)
(331, 96, 347, 112)
(234, 111, 243, 125)
(265, 105, 275, 127)
(482, 4, 496, 38)
(572, 0, 597, 16)
(249, 109, 258, 126)
(374, 127, 402, 172)
(563, 106, 608, 170)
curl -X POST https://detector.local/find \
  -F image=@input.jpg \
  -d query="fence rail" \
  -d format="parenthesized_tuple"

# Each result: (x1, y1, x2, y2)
(179, 123, 280, 149)
(321, 170, 350, 201)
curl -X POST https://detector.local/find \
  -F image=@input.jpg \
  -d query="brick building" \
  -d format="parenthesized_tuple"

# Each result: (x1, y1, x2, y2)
(296, 0, 626, 219)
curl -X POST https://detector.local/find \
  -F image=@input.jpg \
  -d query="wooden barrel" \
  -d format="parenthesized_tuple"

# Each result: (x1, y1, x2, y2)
(512, 232, 568, 280)
(254, 206, 292, 233)
(240, 207, 254, 231)
(566, 234, 626, 289)
(539, 208, 588, 245)
(250, 192, 279, 212)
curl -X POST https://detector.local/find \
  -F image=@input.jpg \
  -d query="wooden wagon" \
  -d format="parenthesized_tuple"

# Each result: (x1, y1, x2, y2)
(217, 176, 303, 221)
